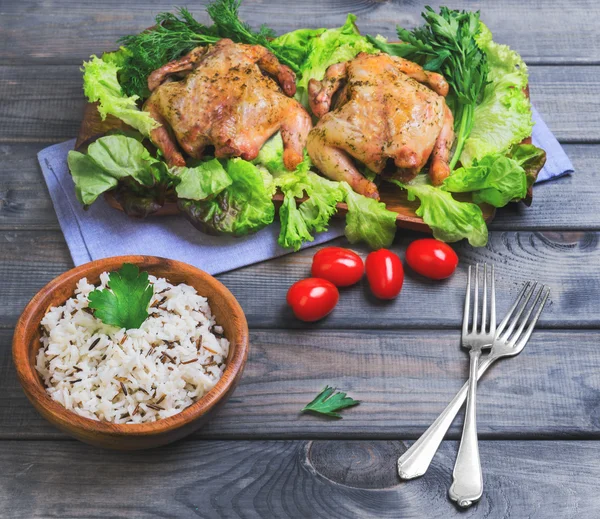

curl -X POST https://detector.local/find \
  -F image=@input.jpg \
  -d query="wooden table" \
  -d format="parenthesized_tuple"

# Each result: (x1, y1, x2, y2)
(1, 1, 599, 517)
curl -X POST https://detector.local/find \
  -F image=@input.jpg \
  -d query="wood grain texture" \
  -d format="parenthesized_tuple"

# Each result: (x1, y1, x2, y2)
(1, 65, 599, 143)
(0, 439, 599, 518)
(1, 0, 599, 64)
(0, 230, 598, 329)
(3, 327, 600, 440)
(12, 255, 249, 449)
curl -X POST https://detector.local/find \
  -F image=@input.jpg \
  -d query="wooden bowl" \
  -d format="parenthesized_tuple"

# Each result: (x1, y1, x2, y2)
(12, 255, 249, 450)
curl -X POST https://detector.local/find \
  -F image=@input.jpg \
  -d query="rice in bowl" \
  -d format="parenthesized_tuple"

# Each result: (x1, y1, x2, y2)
(35, 272, 229, 424)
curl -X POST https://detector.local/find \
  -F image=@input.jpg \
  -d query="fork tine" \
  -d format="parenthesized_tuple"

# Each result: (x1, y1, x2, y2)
(495, 281, 532, 338)
(490, 265, 496, 333)
(472, 264, 479, 333)
(462, 266, 471, 338)
(481, 264, 488, 334)
(500, 282, 537, 342)
(509, 286, 550, 349)
(507, 285, 544, 347)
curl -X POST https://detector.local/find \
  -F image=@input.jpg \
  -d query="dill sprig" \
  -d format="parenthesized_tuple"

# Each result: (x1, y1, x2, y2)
(117, 1, 298, 99)
(117, 8, 220, 98)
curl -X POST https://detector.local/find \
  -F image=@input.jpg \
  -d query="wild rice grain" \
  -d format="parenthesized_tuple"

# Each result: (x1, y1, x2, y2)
(35, 272, 228, 424)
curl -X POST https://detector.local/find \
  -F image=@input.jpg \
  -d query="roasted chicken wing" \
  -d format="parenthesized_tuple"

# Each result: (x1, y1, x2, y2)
(307, 52, 454, 199)
(144, 39, 312, 170)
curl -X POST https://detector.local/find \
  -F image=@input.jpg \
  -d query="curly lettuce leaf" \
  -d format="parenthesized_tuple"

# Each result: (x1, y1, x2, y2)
(82, 55, 159, 136)
(342, 183, 397, 250)
(392, 177, 488, 247)
(300, 173, 345, 233)
(270, 28, 327, 69)
(278, 193, 315, 250)
(173, 159, 232, 200)
(294, 14, 377, 109)
(178, 158, 275, 236)
(460, 23, 533, 165)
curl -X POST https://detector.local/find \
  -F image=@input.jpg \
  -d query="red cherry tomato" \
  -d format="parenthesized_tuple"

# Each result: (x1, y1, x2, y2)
(311, 247, 364, 287)
(286, 278, 339, 322)
(365, 249, 404, 299)
(405, 238, 459, 280)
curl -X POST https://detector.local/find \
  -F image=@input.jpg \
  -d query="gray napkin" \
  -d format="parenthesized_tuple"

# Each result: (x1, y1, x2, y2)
(38, 107, 572, 274)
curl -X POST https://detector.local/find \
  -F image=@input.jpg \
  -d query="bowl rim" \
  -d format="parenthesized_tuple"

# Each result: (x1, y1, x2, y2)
(12, 255, 249, 437)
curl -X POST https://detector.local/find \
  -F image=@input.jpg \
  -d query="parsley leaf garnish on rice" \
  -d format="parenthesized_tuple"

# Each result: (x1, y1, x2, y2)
(88, 263, 154, 329)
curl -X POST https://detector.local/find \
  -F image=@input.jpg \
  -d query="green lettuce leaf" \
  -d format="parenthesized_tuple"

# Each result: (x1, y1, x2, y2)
(508, 144, 547, 187)
(444, 154, 526, 208)
(276, 169, 345, 251)
(178, 158, 275, 236)
(443, 144, 546, 207)
(67, 151, 119, 205)
(82, 55, 159, 137)
(294, 14, 377, 109)
(299, 173, 345, 233)
(173, 159, 232, 200)
(85, 134, 157, 186)
(278, 194, 315, 250)
(67, 134, 167, 206)
(270, 28, 327, 69)
(392, 177, 488, 247)
(342, 183, 397, 250)
(460, 23, 533, 165)
(253, 131, 313, 179)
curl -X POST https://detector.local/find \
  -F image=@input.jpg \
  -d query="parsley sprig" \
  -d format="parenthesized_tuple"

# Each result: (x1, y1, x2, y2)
(88, 263, 154, 330)
(302, 386, 360, 418)
(368, 7, 488, 169)
(396, 7, 488, 169)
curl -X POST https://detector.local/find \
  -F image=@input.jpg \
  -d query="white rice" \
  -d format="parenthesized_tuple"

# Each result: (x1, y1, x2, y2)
(35, 272, 229, 424)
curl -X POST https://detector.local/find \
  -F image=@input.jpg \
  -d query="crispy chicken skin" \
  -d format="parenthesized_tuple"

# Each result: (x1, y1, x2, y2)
(144, 39, 312, 170)
(307, 52, 454, 199)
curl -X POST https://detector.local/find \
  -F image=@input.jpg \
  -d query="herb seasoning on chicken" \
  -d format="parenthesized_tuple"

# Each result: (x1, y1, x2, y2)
(307, 52, 454, 199)
(143, 39, 312, 170)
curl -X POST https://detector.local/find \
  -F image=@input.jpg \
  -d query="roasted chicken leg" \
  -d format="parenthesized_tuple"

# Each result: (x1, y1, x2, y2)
(144, 39, 312, 170)
(307, 52, 454, 199)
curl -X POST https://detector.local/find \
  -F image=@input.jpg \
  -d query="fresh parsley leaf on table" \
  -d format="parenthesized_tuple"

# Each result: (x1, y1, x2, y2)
(88, 263, 154, 330)
(302, 386, 360, 418)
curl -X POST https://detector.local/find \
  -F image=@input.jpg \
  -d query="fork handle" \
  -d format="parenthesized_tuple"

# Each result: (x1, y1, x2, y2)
(397, 354, 495, 480)
(449, 349, 484, 508)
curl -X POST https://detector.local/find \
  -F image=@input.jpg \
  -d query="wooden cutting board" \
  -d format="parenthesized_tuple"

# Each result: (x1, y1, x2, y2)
(75, 102, 506, 233)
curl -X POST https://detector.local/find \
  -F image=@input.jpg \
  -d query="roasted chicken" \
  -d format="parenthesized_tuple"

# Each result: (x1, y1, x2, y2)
(307, 52, 454, 199)
(144, 39, 312, 170)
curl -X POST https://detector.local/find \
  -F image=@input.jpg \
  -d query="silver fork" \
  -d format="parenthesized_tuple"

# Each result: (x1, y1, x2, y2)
(398, 279, 551, 482)
(448, 264, 495, 507)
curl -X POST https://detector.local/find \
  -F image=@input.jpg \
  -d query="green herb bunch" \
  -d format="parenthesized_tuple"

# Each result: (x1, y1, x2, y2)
(396, 7, 489, 169)
(118, 0, 298, 99)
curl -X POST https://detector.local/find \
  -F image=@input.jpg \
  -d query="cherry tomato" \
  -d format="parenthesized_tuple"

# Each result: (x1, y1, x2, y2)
(286, 278, 339, 322)
(405, 238, 458, 280)
(365, 249, 404, 299)
(311, 247, 364, 287)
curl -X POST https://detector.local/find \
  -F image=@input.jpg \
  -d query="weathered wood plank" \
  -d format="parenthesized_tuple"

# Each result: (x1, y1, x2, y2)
(0, 439, 598, 518)
(0, 142, 593, 231)
(1, 64, 599, 142)
(1, 0, 599, 64)
(0, 230, 597, 329)
(2, 328, 600, 440)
